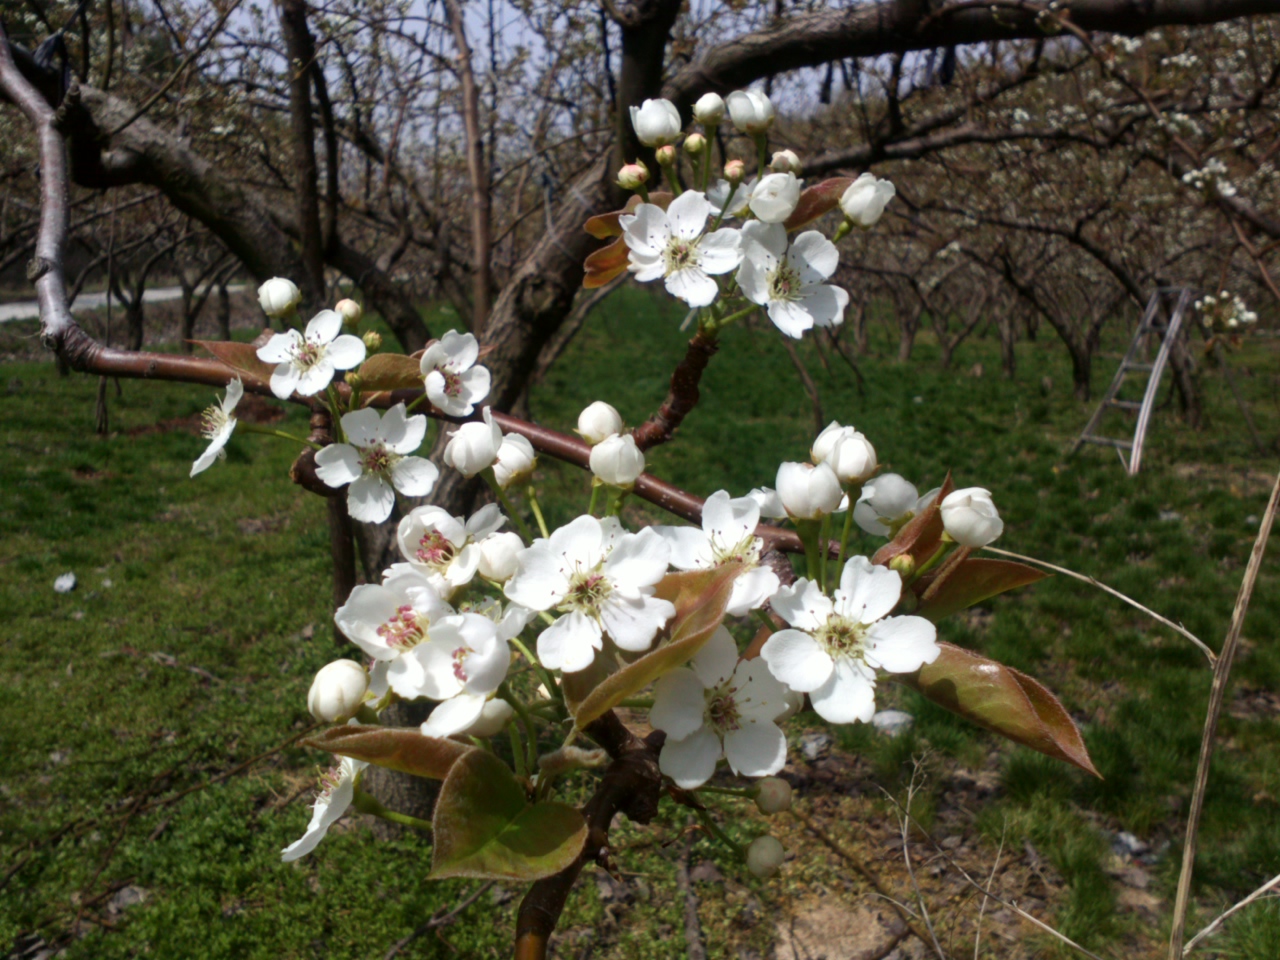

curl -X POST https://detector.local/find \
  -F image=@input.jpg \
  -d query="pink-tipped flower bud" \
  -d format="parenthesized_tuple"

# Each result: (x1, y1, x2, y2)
(770, 149, 802, 174)
(335, 298, 363, 326)
(724, 159, 746, 183)
(684, 133, 707, 156)
(617, 161, 650, 191)
(747, 835, 786, 878)
(655, 144, 678, 167)
(754, 778, 793, 815)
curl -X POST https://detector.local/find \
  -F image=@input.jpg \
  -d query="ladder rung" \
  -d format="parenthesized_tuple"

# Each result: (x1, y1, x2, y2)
(1082, 436, 1134, 449)
(1125, 363, 1155, 372)
(1106, 399, 1142, 411)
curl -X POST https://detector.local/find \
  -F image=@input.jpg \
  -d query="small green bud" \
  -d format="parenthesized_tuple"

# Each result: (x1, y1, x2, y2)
(889, 553, 915, 578)
(746, 835, 785, 879)
(362, 331, 382, 351)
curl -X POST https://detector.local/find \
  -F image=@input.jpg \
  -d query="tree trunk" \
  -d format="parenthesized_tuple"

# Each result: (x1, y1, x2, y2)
(896, 305, 918, 363)
(216, 278, 231, 340)
(998, 310, 1016, 379)
(1069, 344, 1092, 401)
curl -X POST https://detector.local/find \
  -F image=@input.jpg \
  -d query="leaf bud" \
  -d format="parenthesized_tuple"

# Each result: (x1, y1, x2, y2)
(684, 133, 707, 156)
(362, 331, 382, 351)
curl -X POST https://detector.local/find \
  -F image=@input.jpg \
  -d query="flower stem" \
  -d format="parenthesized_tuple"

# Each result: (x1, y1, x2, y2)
(834, 488, 859, 585)
(526, 485, 550, 539)
(483, 471, 535, 543)
(238, 423, 323, 449)
(906, 542, 950, 586)
(697, 784, 755, 798)
(351, 788, 434, 832)
(696, 806, 744, 860)
(507, 720, 528, 778)
(509, 637, 560, 706)
(794, 519, 822, 586)
(700, 124, 717, 191)
(712, 303, 758, 331)
(832, 219, 854, 244)
(755, 134, 768, 178)
(818, 513, 832, 592)
(587, 480, 602, 518)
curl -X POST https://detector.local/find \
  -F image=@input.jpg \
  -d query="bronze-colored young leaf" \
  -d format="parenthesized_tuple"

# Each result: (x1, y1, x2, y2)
(305, 726, 472, 779)
(430, 749, 587, 880)
(914, 559, 1049, 622)
(572, 564, 742, 728)
(355, 352, 423, 391)
(783, 177, 853, 232)
(193, 337, 277, 387)
(583, 236, 630, 289)
(872, 472, 954, 570)
(894, 642, 1099, 777)
(583, 192, 671, 239)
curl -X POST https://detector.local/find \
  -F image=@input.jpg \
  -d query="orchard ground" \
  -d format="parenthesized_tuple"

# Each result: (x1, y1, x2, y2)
(2, 287, 1279, 959)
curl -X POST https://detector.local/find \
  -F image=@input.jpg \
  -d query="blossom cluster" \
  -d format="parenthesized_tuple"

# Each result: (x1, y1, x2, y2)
(1195, 289, 1258, 331)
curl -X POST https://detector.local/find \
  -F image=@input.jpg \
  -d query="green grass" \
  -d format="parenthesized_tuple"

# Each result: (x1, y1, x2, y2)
(3, 287, 1280, 957)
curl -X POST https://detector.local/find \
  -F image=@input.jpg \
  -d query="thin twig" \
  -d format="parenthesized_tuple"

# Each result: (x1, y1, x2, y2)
(1182, 870, 1280, 955)
(973, 827, 1006, 960)
(674, 828, 707, 960)
(981, 545, 1217, 666)
(382, 881, 494, 960)
(1168, 466, 1280, 958)
(893, 766, 946, 960)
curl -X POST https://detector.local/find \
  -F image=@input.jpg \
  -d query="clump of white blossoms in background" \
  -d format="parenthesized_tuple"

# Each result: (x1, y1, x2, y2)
(650, 626, 789, 788)
(854, 474, 938, 537)
(314, 404, 437, 523)
(737, 223, 848, 338)
(1196, 290, 1257, 330)
(761, 557, 939, 724)
(191, 377, 242, 477)
(505, 516, 674, 673)
(654, 490, 780, 616)
(257, 309, 366, 399)
(839, 173, 896, 228)
(421, 330, 491, 417)
(282, 756, 367, 862)
(620, 191, 742, 307)
(940, 487, 1003, 547)
(391, 503, 507, 598)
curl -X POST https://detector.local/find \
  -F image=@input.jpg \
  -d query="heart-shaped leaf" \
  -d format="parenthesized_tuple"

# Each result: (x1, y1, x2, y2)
(784, 177, 854, 232)
(572, 564, 742, 728)
(305, 726, 471, 779)
(355, 352, 423, 391)
(872, 472, 954, 570)
(583, 192, 673, 239)
(430, 749, 587, 880)
(914, 559, 1049, 622)
(895, 642, 1099, 777)
(194, 337, 278, 386)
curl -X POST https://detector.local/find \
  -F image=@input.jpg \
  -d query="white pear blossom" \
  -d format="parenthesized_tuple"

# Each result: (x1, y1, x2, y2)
(726, 89, 775, 134)
(811, 421, 877, 485)
(775, 461, 843, 520)
(737, 223, 849, 338)
(839, 173, 896, 228)
(620, 191, 742, 308)
(505, 516, 674, 673)
(424, 696, 513, 739)
(257, 309, 366, 399)
(746, 486, 787, 520)
(281, 755, 368, 861)
(693, 92, 726, 124)
(478, 531, 525, 582)
(577, 401, 624, 445)
(650, 626, 788, 788)
(421, 330, 491, 417)
(589, 433, 646, 488)
(707, 178, 755, 220)
(258, 277, 301, 318)
(630, 98, 682, 147)
(748, 173, 802, 223)
(493, 432, 537, 488)
(940, 487, 1004, 547)
(761, 558, 940, 724)
(314, 404, 437, 523)
(442, 406, 503, 477)
(307, 659, 368, 723)
(653, 490, 780, 616)
(410, 612, 511, 740)
(393, 503, 507, 597)
(854, 475, 939, 537)
(770, 150, 802, 174)
(191, 378, 243, 477)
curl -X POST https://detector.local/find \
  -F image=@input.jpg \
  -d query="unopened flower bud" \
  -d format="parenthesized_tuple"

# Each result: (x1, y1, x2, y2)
(589, 433, 645, 488)
(754, 778, 793, 815)
(889, 553, 915, 577)
(443, 407, 503, 478)
(630, 98, 682, 147)
(493, 432, 537, 489)
(617, 161, 650, 191)
(257, 277, 301, 319)
(345, 373, 362, 391)
(693, 92, 726, 125)
(478, 531, 524, 582)
(655, 144, 677, 167)
(940, 487, 1004, 547)
(577, 401, 624, 445)
(839, 172, 896, 228)
(362, 331, 382, 351)
(770, 149, 802, 174)
(684, 133, 707, 156)
(811, 421, 877, 484)
(724, 159, 746, 183)
(746, 835, 786, 878)
(776, 461, 842, 520)
(335, 298, 362, 326)
(726, 89, 775, 135)
(307, 659, 368, 723)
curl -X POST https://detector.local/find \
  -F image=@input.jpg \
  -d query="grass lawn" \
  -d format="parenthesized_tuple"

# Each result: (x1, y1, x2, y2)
(2, 287, 1279, 958)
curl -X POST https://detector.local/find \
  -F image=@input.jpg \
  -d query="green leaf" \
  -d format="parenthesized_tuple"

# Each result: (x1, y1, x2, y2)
(305, 726, 472, 779)
(914, 559, 1050, 622)
(355, 353, 423, 391)
(895, 642, 1099, 777)
(572, 564, 741, 728)
(872, 472, 954, 571)
(430, 749, 587, 880)
(193, 337, 278, 387)
(783, 177, 853, 231)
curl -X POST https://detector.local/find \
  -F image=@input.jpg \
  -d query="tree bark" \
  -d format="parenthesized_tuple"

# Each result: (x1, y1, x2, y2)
(280, 0, 326, 310)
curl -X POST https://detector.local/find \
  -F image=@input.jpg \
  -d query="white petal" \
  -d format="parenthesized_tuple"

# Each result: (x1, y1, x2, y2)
(334, 584, 399, 660)
(465, 503, 507, 539)
(838, 556, 902, 625)
(736, 256, 771, 306)
(690, 625, 739, 688)
(390, 457, 439, 497)
(456, 366, 491, 410)
(698, 229, 742, 275)
(789, 230, 839, 283)
(382, 403, 425, 453)
(505, 544, 569, 611)
(809, 659, 877, 724)
(326, 335, 367, 371)
(295, 358, 335, 396)
(444, 543, 482, 592)
(599, 594, 674, 652)
(426, 370, 468, 417)
(222, 378, 244, 413)
(853, 500, 891, 537)
(386, 652, 432, 699)
(865, 615, 940, 674)
(314, 443, 363, 488)
(767, 298, 815, 339)
(740, 220, 787, 263)
(630, 254, 667, 283)
(305, 309, 343, 344)
(667, 190, 711, 241)
(650, 668, 707, 741)
(603, 528, 670, 591)
(257, 330, 301, 364)
(665, 267, 719, 307)
(269, 362, 300, 400)
(548, 515, 605, 572)
(654, 526, 714, 571)
(348, 473, 396, 523)
(723, 721, 787, 778)
(794, 285, 847, 329)
(770, 579, 832, 632)
(760, 628, 833, 693)
(725, 566, 780, 617)
(420, 694, 487, 739)
(537, 610, 602, 673)
(439, 329, 480, 370)
(732, 658, 791, 722)
(702, 490, 757, 548)
(659, 726, 722, 789)
(621, 204, 671, 259)
(340, 407, 382, 448)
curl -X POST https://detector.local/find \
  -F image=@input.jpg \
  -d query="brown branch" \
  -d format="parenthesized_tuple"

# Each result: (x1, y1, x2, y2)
(280, 0, 325, 307)
(632, 330, 719, 451)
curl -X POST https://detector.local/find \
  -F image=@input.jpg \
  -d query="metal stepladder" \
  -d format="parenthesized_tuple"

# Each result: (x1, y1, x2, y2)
(1070, 287, 1193, 476)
